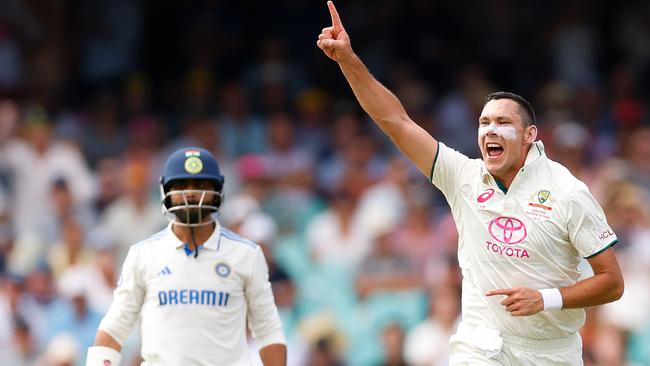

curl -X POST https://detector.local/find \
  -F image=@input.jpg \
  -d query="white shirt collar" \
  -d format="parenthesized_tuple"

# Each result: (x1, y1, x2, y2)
(166, 220, 222, 251)
(524, 140, 545, 166)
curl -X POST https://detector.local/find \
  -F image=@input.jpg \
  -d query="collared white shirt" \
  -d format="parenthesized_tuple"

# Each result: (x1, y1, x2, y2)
(431, 141, 617, 339)
(98, 222, 285, 365)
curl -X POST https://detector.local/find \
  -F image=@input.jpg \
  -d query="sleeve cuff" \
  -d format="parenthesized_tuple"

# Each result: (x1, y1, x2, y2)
(429, 141, 440, 183)
(97, 325, 125, 347)
(255, 327, 287, 350)
(86, 346, 122, 366)
(584, 239, 618, 259)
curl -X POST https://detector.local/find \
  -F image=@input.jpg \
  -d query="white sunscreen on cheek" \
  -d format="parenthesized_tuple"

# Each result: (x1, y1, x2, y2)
(478, 123, 517, 140)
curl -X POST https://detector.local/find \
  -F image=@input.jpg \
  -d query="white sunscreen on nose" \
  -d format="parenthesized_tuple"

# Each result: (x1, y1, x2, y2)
(478, 123, 517, 140)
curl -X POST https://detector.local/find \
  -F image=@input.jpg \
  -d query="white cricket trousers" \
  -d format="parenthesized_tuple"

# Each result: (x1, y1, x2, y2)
(449, 322, 583, 365)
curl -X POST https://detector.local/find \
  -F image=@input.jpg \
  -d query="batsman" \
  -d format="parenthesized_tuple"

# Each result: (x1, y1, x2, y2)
(86, 147, 286, 365)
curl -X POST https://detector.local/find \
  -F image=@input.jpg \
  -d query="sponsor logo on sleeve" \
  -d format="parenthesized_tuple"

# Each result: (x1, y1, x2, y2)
(599, 229, 615, 241)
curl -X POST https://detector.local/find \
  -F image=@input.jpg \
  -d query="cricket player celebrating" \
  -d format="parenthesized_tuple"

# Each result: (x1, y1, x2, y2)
(86, 147, 287, 365)
(317, 2, 624, 365)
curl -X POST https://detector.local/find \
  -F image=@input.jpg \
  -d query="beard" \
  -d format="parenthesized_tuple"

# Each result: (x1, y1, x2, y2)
(172, 207, 215, 224)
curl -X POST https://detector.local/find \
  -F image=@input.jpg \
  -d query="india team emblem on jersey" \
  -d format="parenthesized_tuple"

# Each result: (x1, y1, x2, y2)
(215, 262, 231, 278)
(184, 156, 203, 174)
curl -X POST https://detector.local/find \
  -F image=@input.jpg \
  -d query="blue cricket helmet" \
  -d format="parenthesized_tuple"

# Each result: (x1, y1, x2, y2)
(160, 147, 225, 227)
(160, 147, 224, 191)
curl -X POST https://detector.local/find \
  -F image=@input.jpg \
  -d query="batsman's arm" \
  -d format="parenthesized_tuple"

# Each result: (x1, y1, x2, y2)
(260, 343, 288, 366)
(87, 246, 145, 365)
(317, 1, 437, 177)
(94, 330, 122, 350)
(86, 331, 122, 365)
(247, 246, 287, 366)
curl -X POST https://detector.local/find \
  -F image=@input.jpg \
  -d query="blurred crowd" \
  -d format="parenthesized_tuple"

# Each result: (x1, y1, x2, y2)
(0, 0, 649, 365)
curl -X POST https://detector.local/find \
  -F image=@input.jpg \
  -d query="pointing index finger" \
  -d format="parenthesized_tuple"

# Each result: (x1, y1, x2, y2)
(327, 1, 343, 29)
(486, 288, 514, 297)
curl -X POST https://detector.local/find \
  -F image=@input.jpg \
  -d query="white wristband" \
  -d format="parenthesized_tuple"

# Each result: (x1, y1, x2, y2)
(86, 346, 122, 366)
(539, 288, 563, 311)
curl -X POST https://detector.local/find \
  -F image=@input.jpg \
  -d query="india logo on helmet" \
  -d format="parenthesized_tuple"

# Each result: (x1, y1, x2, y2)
(184, 157, 203, 174)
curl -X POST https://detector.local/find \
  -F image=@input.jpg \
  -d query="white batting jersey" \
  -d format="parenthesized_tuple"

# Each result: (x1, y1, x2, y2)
(98, 222, 285, 365)
(430, 141, 617, 339)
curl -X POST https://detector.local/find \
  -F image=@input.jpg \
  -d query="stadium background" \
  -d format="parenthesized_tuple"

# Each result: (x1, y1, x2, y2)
(0, 0, 649, 365)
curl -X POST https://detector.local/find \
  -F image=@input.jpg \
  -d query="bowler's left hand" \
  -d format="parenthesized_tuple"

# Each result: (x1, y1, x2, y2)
(486, 287, 544, 316)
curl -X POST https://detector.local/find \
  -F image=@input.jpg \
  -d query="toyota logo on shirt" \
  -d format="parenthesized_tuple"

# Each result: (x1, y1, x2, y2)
(488, 216, 527, 245)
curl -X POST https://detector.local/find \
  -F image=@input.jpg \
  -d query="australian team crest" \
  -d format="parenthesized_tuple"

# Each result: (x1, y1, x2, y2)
(526, 189, 555, 221)
(537, 190, 551, 204)
(215, 262, 231, 278)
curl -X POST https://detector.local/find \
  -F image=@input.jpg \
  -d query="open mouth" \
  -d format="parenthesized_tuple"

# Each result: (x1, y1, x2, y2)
(486, 143, 504, 158)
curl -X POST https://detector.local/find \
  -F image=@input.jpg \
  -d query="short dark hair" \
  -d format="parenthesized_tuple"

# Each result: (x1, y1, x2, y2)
(484, 91, 536, 126)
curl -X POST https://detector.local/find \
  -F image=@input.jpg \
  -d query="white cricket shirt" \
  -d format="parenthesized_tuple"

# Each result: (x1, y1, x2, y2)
(98, 222, 285, 365)
(431, 141, 617, 340)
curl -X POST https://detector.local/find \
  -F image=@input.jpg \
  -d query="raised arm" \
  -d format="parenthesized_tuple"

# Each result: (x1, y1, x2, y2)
(317, 1, 438, 177)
